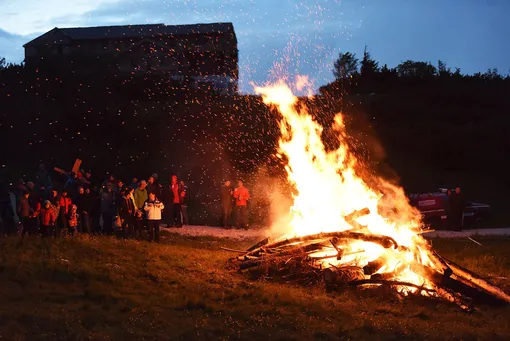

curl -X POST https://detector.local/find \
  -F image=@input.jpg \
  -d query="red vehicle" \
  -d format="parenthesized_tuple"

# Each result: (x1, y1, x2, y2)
(408, 189, 490, 229)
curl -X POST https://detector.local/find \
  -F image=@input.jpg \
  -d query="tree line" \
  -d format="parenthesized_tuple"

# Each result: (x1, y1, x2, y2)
(326, 46, 508, 95)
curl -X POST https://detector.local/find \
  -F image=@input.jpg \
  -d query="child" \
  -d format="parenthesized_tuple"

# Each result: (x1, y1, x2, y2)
(39, 200, 56, 237)
(67, 204, 80, 236)
(134, 209, 145, 239)
(144, 193, 164, 242)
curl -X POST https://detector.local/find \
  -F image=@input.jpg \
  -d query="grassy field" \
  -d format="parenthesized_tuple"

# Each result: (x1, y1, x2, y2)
(1, 234, 510, 341)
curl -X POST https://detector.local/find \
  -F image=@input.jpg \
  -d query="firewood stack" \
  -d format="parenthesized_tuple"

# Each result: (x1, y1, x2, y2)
(229, 209, 510, 312)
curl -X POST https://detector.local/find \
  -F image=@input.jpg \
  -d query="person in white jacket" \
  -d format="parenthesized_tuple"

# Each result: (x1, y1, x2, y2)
(144, 192, 164, 242)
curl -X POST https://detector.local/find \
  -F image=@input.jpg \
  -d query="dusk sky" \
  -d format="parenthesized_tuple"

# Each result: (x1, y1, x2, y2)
(1, 0, 509, 92)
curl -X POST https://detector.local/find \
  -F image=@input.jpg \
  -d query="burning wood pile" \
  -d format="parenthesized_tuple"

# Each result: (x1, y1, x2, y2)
(229, 79, 510, 311)
(231, 208, 510, 312)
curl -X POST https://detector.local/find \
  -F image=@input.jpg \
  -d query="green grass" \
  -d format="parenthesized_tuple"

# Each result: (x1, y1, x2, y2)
(0, 234, 509, 340)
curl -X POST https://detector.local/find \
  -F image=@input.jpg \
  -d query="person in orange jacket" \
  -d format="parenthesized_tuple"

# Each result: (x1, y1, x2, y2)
(233, 180, 250, 230)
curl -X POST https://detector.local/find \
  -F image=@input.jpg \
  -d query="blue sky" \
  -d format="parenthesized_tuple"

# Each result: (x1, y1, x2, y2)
(1, 0, 509, 92)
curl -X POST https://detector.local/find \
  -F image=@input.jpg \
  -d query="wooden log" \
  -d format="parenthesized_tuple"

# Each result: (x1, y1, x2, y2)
(411, 259, 506, 307)
(363, 258, 386, 276)
(442, 257, 510, 304)
(410, 261, 447, 285)
(71, 159, 82, 173)
(53, 167, 69, 175)
(324, 266, 365, 288)
(344, 208, 370, 222)
(432, 284, 472, 312)
(349, 279, 436, 294)
(246, 237, 270, 252)
(344, 208, 370, 230)
(221, 247, 247, 253)
(254, 243, 324, 263)
(309, 249, 365, 261)
(430, 251, 453, 278)
(239, 259, 262, 270)
(242, 231, 398, 257)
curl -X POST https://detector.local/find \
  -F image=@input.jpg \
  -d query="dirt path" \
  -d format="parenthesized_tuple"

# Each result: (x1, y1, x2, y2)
(160, 224, 268, 240)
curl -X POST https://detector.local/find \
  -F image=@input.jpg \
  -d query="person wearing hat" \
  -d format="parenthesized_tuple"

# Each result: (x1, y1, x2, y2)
(39, 200, 56, 237)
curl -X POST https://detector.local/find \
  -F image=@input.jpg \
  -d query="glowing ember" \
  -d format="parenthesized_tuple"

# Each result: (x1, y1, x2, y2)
(253, 79, 442, 291)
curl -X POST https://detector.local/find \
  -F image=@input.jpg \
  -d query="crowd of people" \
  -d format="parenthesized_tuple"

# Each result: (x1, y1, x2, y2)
(0, 164, 254, 241)
(0, 165, 191, 242)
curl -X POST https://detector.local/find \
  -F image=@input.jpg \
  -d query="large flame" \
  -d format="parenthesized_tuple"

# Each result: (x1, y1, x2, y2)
(254, 79, 440, 288)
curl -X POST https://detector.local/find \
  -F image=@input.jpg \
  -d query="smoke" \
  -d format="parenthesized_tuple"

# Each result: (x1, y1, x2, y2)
(249, 165, 294, 237)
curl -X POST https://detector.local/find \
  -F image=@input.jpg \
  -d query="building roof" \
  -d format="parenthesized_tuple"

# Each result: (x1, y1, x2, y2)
(24, 22, 235, 47)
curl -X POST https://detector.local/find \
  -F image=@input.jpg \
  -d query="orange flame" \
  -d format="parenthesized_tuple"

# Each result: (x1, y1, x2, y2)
(254, 79, 439, 289)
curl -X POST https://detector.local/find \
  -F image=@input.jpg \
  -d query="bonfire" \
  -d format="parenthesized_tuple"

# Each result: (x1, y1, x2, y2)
(229, 79, 510, 311)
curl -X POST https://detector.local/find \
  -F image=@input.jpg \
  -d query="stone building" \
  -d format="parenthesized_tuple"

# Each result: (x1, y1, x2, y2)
(23, 22, 238, 93)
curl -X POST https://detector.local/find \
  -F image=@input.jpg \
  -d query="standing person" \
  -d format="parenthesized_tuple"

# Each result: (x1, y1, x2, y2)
(100, 186, 114, 234)
(35, 164, 52, 190)
(64, 173, 80, 201)
(15, 179, 27, 200)
(80, 188, 95, 234)
(102, 175, 115, 190)
(119, 187, 136, 238)
(134, 209, 145, 239)
(448, 187, 466, 231)
(18, 191, 33, 237)
(58, 190, 72, 237)
(180, 180, 189, 226)
(49, 189, 59, 206)
(130, 178, 139, 189)
(112, 180, 124, 215)
(49, 189, 60, 233)
(67, 204, 80, 236)
(74, 186, 85, 232)
(83, 171, 93, 190)
(233, 180, 250, 230)
(220, 180, 233, 229)
(147, 176, 157, 195)
(144, 192, 164, 242)
(90, 187, 102, 234)
(39, 200, 56, 238)
(28, 189, 41, 235)
(445, 189, 453, 230)
(134, 180, 149, 211)
(169, 175, 184, 227)
(74, 186, 85, 207)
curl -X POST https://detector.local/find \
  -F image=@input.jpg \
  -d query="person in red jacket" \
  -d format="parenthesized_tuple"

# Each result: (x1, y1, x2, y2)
(39, 200, 56, 237)
(58, 190, 72, 237)
(233, 180, 250, 230)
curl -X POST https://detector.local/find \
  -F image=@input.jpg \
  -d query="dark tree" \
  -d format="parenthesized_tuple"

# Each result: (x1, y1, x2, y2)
(437, 60, 452, 77)
(333, 52, 359, 80)
(360, 45, 379, 77)
(397, 60, 437, 78)
(483, 68, 502, 81)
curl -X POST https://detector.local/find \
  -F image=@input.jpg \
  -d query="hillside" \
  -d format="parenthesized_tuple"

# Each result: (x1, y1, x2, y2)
(1, 235, 510, 340)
